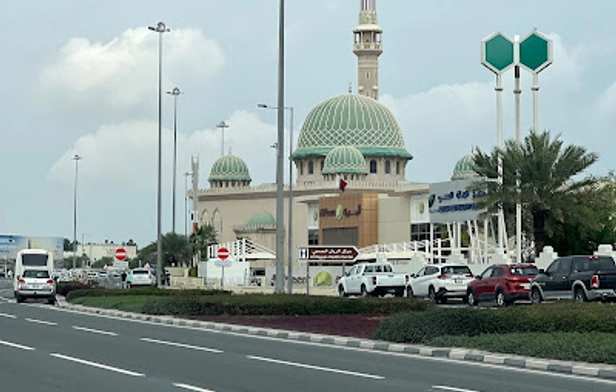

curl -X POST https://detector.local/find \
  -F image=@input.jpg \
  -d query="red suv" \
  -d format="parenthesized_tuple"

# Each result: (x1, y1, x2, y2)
(467, 264, 539, 307)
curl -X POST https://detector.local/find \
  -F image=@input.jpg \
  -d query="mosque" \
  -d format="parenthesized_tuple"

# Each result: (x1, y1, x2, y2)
(194, 0, 491, 284)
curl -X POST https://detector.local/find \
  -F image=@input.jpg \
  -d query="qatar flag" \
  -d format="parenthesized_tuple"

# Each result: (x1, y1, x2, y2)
(335, 175, 348, 193)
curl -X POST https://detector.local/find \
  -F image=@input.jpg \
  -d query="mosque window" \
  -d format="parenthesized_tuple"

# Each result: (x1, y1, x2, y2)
(299, 162, 304, 175)
(369, 160, 377, 174)
(320, 160, 324, 171)
(308, 161, 314, 174)
(366, 72, 370, 80)
(385, 160, 391, 174)
(396, 161, 400, 174)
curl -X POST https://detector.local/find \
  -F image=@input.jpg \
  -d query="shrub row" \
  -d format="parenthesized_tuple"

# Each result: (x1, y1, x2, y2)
(65, 287, 232, 301)
(373, 302, 616, 344)
(428, 332, 616, 365)
(57, 282, 98, 297)
(140, 294, 431, 316)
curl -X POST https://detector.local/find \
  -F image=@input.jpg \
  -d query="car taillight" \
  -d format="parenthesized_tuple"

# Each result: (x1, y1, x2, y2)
(46, 279, 55, 285)
(372, 276, 377, 285)
(466, 274, 474, 278)
(438, 274, 450, 280)
(591, 275, 600, 289)
(18, 279, 25, 284)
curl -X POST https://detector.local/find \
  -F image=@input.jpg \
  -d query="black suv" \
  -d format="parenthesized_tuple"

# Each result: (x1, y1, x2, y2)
(530, 255, 616, 303)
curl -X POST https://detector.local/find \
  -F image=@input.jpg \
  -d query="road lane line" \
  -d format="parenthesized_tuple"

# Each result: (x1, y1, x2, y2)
(0, 339, 35, 351)
(25, 318, 57, 326)
(50, 353, 145, 377)
(0, 312, 16, 319)
(141, 337, 223, 353)
(433, 386, 479, 392)
(72, 326, 118, 336)
(174, 383, 217, 392)
(246, 355, 384, 380)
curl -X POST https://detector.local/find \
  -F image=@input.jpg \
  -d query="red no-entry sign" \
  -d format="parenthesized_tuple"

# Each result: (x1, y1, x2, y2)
(217, 247, 230, 260)
(115, 248, 127, 261)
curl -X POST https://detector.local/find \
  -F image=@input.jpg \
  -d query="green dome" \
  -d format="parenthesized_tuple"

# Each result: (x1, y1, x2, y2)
(293, 94, 412, 159)
(209, 154, 251, 182)
(451, 154, 479, 180)
(322, 146, 367, 174)
(247, 211, 276, 228)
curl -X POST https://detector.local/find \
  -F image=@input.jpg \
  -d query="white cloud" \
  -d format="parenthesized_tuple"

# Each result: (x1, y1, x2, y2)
(46, 111, 278, 192)
(40, 27, 224, 112)
(594, 81, 616, 119)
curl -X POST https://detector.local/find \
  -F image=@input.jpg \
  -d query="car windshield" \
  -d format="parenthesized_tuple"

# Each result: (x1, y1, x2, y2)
(510, 267, 539, 276)
(441, 266, 471, 275)
(132, 270, 149, 275)
(23, 270, 50, 279)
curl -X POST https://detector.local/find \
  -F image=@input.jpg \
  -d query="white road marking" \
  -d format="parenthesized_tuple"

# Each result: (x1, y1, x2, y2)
(247, 355, 385, 380)
(50, 353, 145, 377)
(433, 386, 479, 392)
(72, 326, 118, 336)
(0, 312, 16, 319)
(174, 383, 217, 392)
(0, 339, 35, 351)
(141, 337, 223, 353)
(25, 318, 57, 326)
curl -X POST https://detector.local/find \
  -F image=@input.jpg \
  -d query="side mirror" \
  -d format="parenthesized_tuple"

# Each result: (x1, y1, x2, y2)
(539, 269, 546, 274)
(410, 273, 417, 278)
(475, 275, 482, 280)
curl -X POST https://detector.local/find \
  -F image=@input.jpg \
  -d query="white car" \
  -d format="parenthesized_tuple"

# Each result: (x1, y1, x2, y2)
(406, 263, 474, 303)
(128, 268, 156, 287)
(15, 268, 56, 304)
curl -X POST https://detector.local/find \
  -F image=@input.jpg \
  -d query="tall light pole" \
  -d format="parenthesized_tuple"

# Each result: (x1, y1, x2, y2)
(216, 121, 229, 157)
(149, 21, 170, 287)
(184, 172, 191, 238)
(258, 103, 294, 294)
(274, 0, 286, 294)
(72, 154, 82, 270)
(167, 87, 182, 234)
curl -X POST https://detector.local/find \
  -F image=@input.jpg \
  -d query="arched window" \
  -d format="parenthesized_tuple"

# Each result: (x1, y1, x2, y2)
(320, 160, 324, 172)
(299, 162, 304, 176)
(308, 161, 314, 174)
(396, 161, 400, 175)
(369, 160, 377, 174)
(385, 160, 391, 174)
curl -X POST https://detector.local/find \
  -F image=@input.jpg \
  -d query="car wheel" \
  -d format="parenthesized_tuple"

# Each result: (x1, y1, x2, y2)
(338, 285, 346, 298)
(530, 288, 542, 304)
(428, 286, 436, 302)
(496, 290, 507, 307)
(360, 285, 369, 298)
(574, 288, 587, 303)
(47, 297, 56, 305)
(467, 290, 477, 306)
(406, 286, 414, 298)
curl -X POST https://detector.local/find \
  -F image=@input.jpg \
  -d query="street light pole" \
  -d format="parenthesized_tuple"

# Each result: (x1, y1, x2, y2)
(216, 121, 229, 157)
(72, 154, 82, 270)
(258, 104, 294, 294)
(167, 87, 182, 234)
(149, 21, 170, 287)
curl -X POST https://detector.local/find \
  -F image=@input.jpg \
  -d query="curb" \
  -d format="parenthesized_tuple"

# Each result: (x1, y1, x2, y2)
(57, 300, 616, 382)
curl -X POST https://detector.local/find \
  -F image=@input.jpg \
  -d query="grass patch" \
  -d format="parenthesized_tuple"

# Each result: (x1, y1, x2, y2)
(429, 332, 616, 365)
(70, 295, 159, 313)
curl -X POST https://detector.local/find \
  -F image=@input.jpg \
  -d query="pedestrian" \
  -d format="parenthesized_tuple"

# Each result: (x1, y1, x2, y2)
(121, 270, 127, 289)
(7, 270, 12, 279)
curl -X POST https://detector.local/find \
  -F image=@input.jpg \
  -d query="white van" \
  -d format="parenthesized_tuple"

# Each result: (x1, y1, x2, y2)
(13, 249, 56, 304)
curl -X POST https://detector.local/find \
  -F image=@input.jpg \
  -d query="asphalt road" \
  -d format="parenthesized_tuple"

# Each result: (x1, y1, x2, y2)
(0, 278, 614, 392)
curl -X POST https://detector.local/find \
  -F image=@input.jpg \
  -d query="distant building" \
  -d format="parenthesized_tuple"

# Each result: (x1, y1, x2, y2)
(64, 242, 138, 263)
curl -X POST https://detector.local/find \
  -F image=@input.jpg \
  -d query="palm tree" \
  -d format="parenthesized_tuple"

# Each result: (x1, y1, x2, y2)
(190, 224, 218, 266)
(472, 130, 601, 257)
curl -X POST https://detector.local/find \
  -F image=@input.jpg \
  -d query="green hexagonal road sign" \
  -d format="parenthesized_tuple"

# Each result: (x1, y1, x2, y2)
(481, 32, 514, 74)
(519, 31, 553, 73)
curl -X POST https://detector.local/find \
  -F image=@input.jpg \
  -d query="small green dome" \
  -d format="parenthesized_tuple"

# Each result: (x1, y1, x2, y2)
(209, 154, 251, 182)
(293, 94, 412, 160)
(451, 154, 479, 180)
(322, 146, 367, 174)
(247, 211, 276, 228)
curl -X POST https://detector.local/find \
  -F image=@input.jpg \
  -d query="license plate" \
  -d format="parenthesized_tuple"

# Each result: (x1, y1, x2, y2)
(454, 278, 462, 283)
(521, 283, 530, 289)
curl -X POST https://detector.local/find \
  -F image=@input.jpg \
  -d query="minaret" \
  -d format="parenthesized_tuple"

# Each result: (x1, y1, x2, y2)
(353, 0, 382, 100)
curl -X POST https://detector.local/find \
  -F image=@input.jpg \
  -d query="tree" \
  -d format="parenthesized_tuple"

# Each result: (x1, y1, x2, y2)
(137, 233, 193, 268)
(473, 130, 602, 257)
(190, 224, 218, 264)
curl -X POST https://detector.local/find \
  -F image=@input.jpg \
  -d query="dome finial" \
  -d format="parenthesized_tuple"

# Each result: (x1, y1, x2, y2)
(348, 82, 352, 93)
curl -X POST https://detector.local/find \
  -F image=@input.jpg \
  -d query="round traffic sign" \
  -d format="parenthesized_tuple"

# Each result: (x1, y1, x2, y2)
(115, 248, 127, 261)
(217, 247, 230, 260)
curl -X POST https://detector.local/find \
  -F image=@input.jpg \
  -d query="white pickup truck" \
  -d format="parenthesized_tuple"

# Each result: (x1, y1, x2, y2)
(337, 262, 409, 297)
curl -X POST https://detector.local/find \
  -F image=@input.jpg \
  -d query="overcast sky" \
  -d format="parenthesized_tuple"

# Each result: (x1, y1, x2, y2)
(2, 0, 615, 248)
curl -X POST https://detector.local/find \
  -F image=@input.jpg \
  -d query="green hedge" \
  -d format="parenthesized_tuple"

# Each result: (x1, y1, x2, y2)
(66, 287, 231, 302)
(56, 282, 98, 297)
(140, 294, 431, 316)
(373, 302, 616, 344)
(429, 332, 616, 365)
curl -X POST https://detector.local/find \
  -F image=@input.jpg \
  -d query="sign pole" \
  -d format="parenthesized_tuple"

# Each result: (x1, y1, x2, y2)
(495, 73, 505, 251)
(306, 261, 309, 296)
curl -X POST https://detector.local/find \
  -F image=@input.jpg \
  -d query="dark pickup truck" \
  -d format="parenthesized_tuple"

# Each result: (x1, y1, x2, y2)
(530, 255, 616, 303)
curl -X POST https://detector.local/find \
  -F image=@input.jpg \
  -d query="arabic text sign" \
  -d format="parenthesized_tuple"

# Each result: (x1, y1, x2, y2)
(298, 246, 360, 262)
(428, 179, 487, 224)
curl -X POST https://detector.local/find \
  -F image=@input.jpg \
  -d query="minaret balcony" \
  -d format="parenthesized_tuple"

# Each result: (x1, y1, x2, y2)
(353, 42, 383, 52)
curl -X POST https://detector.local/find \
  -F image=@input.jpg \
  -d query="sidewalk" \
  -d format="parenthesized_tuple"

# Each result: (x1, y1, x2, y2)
(55, 296, 616, 381)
